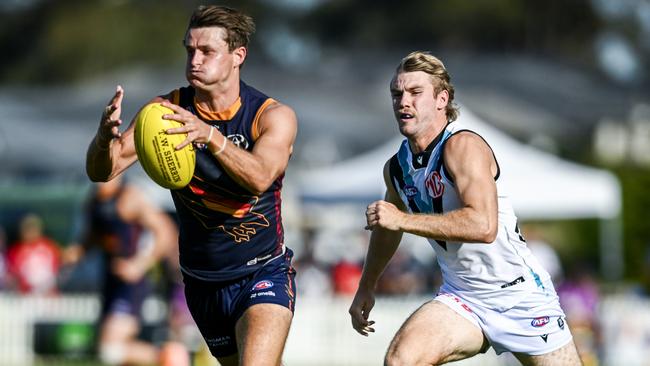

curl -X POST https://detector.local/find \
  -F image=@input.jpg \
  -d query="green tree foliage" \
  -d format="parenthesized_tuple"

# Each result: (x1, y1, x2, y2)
(0, 0, 196, 84)
(302, 0, 600, 55)
(615, 166, 650, 282)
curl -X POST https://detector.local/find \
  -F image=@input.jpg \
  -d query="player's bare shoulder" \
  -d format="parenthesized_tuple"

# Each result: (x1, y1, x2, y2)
(259, 101, 297, 128)
(257, 100, 298, 142)
(445, 131, 489, 154)
(115, 183, 145, 221)
(444, 131, 497, 179)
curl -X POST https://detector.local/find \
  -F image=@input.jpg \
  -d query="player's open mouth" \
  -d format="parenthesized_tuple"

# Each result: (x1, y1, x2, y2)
(399, 113, 414, 120)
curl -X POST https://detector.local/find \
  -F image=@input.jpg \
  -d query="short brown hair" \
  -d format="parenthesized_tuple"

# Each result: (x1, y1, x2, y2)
(396, 51, 459, 122)
(188, 5, 255, 52)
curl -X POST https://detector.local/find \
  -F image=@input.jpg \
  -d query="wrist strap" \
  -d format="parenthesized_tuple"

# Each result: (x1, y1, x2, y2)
(207, 125, 215, 143)
(213, 134, 227, 156)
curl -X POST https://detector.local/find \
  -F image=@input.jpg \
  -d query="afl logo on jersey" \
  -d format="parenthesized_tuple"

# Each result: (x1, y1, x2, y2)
(531, 316, 550, 327)
(425, 171, 444, 198)
(403, 185, 419, 198)
(253, 280, 274, 290)
(228, 134, 249, 149)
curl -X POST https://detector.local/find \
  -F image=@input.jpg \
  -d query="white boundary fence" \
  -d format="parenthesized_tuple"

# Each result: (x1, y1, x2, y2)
(0, 294, 99, 365)
(1, 294, 650, 365)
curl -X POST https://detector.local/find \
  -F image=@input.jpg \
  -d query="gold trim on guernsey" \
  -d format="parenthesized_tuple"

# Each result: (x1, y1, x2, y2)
(251, 98, 276, 141)
(194, 96, 242, 121)
(169, 90, 275, 142)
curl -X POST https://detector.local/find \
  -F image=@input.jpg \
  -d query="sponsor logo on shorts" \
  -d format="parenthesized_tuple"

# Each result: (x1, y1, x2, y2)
(404, 185, 418, 198)
(250, 290, 276, 299)
(441, 293, 473, 313)
(205, 336, 231, 347)
(558, 317, 565, 330)
(253, 280, 274, 290)
(540, 334, 549, 343)
(531, 316, 550, 327)
(500, 276, 525, 289)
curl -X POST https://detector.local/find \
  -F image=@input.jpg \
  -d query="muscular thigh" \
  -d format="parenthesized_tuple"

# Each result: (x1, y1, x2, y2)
(236, 303, 293, 366)
(387, 300, 488, 365)
(186, 254, 296, 365)
(514, 340, 583, 366)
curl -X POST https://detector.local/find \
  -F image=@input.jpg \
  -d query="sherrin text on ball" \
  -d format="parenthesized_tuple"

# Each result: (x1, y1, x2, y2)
(134, 103, 196, 189)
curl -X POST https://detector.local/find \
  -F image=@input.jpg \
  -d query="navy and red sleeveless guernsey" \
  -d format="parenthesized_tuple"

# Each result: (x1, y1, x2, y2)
(170, 81, 286, 282)
(88, 182, 151, 318)
(89, 183, 142, 259)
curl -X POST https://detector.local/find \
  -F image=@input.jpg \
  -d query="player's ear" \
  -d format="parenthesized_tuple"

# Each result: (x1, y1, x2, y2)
(436, 89, 449, 111)
(233, 46, 247, 68)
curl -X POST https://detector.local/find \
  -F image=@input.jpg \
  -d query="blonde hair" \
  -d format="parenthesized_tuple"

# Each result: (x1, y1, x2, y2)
(396, 51, 459, 122)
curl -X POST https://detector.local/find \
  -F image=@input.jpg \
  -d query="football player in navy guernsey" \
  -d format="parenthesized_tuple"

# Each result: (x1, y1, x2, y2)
(348, 51, 582, 365)
(86, 5, 298, 366)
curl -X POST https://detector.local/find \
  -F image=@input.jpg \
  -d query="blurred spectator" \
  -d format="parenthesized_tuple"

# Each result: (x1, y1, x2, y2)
(557, 262, 601, 366)
(293, 228, 333, 297)
(332, 260, 362, 296)
(522, 223, 564, 284)
(160, 223, 203, 359)
(0, 225, 8, 290)
(6, 213, 61, 295)
(376, 248, 427, 296)
(330, 228, 368, 296)
(62, 177, 187, 366)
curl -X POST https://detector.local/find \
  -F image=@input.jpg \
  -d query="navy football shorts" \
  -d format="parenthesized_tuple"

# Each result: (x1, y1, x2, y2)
(101, 274, 151, 320)
(183, 249, 297, 357)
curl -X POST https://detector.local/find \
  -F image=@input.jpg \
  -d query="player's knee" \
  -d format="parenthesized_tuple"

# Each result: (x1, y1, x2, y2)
(385, 351, 423, 366)
(99, 342, 125, 365)
(385, 344, 431, 366)
(385, 340, 446, 366)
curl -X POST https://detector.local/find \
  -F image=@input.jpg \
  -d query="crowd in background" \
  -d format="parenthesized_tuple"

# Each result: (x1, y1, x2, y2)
(0, 207, 610, 364)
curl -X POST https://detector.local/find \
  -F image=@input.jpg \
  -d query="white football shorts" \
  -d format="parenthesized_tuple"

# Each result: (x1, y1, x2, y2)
(434, 282, 573, 355)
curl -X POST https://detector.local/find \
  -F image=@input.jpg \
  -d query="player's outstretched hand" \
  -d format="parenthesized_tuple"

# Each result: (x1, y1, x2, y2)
(97, 85, 124, 144)
(160, 100, 212, 150)
(349, 288, 376, 336)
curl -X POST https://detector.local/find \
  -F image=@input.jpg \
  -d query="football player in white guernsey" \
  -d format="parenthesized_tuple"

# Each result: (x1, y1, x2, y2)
(349, 51, 582, 366)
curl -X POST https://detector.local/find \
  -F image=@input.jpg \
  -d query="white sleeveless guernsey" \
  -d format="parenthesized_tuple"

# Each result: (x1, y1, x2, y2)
(389, 121, 552, 312)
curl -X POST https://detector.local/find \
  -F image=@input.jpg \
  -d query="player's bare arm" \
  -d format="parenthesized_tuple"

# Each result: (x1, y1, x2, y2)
(350, 161, 405, 336)
(86, 87, 167, 182)
(366, 132, 498, 243)
(163, 100, 297, 195)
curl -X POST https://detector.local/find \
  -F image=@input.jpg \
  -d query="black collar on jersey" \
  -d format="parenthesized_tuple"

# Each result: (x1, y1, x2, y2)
(411, 122, 449, 169)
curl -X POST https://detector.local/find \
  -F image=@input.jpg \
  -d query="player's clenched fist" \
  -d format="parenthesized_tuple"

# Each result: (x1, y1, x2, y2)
(365, 200, 404, 231)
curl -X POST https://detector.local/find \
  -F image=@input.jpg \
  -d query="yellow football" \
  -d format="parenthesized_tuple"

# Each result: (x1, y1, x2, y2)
(134, 103, 195, 190)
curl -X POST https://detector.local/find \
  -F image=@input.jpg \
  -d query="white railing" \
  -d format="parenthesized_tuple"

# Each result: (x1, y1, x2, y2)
(285, 296, 503, 366)
(1, 293, 650, 365)
(0, 294, 99, 365)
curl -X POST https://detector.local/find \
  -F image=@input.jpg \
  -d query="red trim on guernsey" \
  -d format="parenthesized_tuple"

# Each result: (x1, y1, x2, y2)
(286, 253, 295, 310)
(188, 183, 254, 218)
(274, 189, 283, 250)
